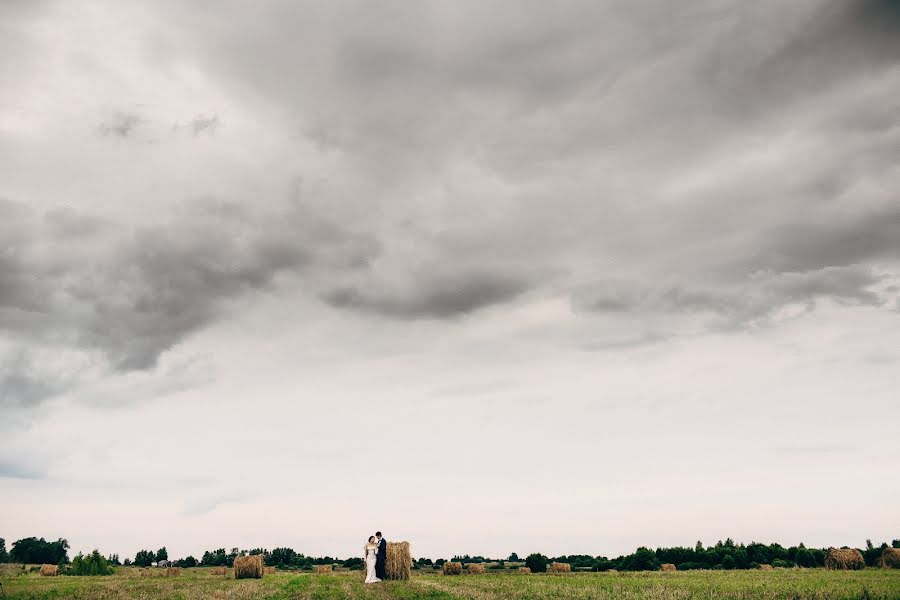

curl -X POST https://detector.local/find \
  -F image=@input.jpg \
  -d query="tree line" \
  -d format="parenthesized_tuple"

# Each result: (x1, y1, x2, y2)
(2, 536, 898, 573)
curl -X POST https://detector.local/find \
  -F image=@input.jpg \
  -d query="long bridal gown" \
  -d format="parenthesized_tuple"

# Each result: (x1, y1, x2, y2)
(364, 545, 381, 583)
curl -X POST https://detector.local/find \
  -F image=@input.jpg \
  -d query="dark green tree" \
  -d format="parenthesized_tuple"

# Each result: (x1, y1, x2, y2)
(70, 550, 115, 576)
(508, 552, 519, 562)
(134, 550, 155, 567)
(624, 547, 660, 571)
(0, 538, 7, 563)
(524, 553, 548, 573)
(10, 538, 69, 564)
(155, 547, 168, 562)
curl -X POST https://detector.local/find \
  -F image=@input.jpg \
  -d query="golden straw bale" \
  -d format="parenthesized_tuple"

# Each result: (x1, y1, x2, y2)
(467, 564, 485, 574)
(39, 565, 59, 577)
(549, 562, 572, 573)
(660, 563, 676, 572)
(824, 548, 865, 570)
(210, 567, 228, 575)
(264, 566, 276, 574)
(234, 555, 264, 579)
(442, 562, 462, 575)
(385, 542, 412, 580)
(758, 564, 773, 571)
(878, 547, 900, 569)
(165, 567, 181, 577)
(314, 565, 332, 574)
(517, 566, 531, 574)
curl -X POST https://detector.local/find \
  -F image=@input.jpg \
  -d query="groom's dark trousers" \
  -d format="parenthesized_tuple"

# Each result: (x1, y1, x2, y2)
(376, 538, 386, 579)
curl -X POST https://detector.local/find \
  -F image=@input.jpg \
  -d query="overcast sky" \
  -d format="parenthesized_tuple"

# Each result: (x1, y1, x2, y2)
(1, 0, 898, 561)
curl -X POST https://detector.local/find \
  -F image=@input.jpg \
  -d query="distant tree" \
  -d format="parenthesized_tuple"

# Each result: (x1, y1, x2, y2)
(794, 545, 814, 568)
(175, 556, 197, 568)
(107, 554, 121, 566)
(622, 547, 660, 571)
(0, 538, 7, 563)
(525, 553, 548, 573)
(134, 550, 155, 567)
(70, 550, 115, 576)
(508, 552, 519, 562)
(695, 541, 704, 553)
(123, 558, 132, 566)
(343, 557, 364, 570)
(155, 547, 168, 562)
(893, 540, 900, 549)
(722, 555, 736, 570)
(10, 538, 69, 564)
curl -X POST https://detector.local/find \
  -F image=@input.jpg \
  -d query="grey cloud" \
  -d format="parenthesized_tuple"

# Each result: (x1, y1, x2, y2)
(750, 206, 900, 274)
(324, 271, 529, 319)
(0, 459, 46, 480)
(99, 111, 143, 138)
(0, 198, 378, 372)
(0, 351, 66, 409)
(575, 265, 886, 330)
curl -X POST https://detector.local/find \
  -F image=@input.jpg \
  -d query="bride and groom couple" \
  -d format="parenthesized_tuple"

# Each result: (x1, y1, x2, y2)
(363, 531, 386, 584)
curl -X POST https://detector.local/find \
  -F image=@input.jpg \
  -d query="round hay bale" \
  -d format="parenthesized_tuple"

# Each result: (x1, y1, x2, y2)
(39, 565, 59, 577)
(210, 566, 228, 575)
(758, 564, 773, 571)
(442, 562, 463, 575)
(660, 563, 676, 572)
(549, 562, 572, 573)
(165, 567, 181, 577)
(234, 555, 264, 579)
(824, 548, 865, 570)
(314, 565, 332, 574)
(517, 566, 531, 574)
(467, 564, 485, 575)
(878, 547, 900, 569)
(385, 542, 412, 580)
(263, 566, 276, 574)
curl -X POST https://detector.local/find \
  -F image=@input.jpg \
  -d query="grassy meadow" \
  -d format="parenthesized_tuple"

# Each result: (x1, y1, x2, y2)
(2, 566, 899, 600)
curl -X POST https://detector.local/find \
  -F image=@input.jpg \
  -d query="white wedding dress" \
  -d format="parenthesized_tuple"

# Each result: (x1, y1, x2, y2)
(364, 545, 381, 583)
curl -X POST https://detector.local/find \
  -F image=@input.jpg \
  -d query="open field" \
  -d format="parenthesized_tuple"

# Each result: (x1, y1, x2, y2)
(2, 567, 899, 600)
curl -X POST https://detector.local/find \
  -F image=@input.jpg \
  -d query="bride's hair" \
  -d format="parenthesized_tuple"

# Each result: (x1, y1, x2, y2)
(368, 536, 376, 544)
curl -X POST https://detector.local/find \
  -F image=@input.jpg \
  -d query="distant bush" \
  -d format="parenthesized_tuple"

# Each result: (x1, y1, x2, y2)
(525, 554, 548, 573)
(772, 559, 794, 568)
(677, 562, 706, 570)
(70, 550, 115, 576)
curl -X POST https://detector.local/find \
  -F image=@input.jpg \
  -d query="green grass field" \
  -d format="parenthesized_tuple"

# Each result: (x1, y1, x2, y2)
(2, 568, 899, 600)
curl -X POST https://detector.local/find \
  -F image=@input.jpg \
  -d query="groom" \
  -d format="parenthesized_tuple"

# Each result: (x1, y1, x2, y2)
(375, 531, 386, 579)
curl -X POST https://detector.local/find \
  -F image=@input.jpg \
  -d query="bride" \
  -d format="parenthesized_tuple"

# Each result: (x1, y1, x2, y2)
(364, 536, 381, 583)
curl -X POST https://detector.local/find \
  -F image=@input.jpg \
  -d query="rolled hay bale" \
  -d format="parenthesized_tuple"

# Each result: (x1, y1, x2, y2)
(165, 567, 181, 577)
(39, 565, 59, 577)
(517, 566, 531, 574)
(314, 565, 332, 574)
(759, 564, 774, 571)
(442, 562, 463, 575)
(878, 547, 900, 568)
(549, 562, 572, 573)
(210, 567, 228, 575)
(660, 563, 676, 572)
(467, 564, 485, 575)
(824, 548, 865, 570)
(385, 542, 412, 580)
(234, 555, 264, 579)
(264, 566, 276, 574)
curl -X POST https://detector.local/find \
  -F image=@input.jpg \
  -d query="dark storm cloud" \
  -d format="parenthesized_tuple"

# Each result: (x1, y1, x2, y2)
(0, 197, 379, 373)
(324, 271, 529, 319)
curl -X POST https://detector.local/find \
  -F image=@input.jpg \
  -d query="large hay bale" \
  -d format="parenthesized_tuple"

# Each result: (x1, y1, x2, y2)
(264, 566, 276, 574)
(518, 566, 531, 574)
(165, 567, 181, 577)
(467, 564, 485, 575)
(234, 555, 264, 579)
(39, 565, 59, 577)
(314, 565, 332, 574)
(210, 567, 228, 575)
(385, 542, 411, 580)
(442, 562, 462, 575)
(878, 547, 900, 569)
(759, 564, 774, 571)
(549, 562, 572, 573)
(824, 548, 865, 570)
(660, 563, 676, 572)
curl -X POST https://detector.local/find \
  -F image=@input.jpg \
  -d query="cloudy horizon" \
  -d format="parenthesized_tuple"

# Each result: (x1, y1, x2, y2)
(1, 0, 898, 561)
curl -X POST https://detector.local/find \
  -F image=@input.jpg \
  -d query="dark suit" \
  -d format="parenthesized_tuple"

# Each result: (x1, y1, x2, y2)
(375, 537, 386, 579)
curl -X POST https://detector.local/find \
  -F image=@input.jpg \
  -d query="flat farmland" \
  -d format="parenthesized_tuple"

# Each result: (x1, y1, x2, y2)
(2, 567, 899, 599)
